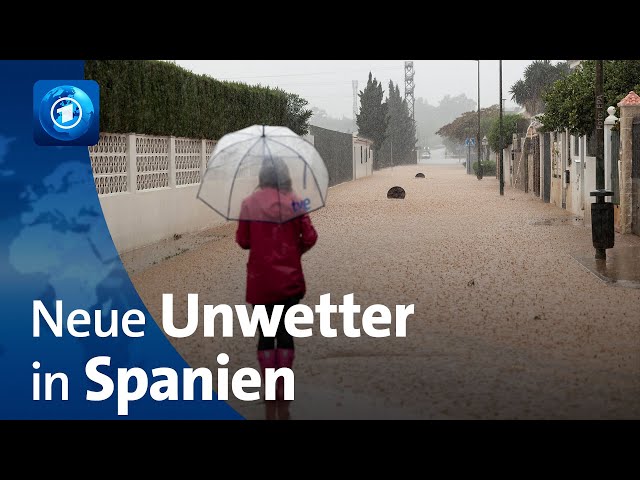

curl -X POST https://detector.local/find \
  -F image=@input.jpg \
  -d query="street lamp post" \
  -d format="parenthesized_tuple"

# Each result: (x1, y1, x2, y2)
(466, 125, 471, 175)
(477, 60, 483, 179)
(499, 60, 504, 195)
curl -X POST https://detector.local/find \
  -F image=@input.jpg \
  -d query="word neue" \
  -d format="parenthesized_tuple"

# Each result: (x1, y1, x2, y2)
(31, 294, 413, 415)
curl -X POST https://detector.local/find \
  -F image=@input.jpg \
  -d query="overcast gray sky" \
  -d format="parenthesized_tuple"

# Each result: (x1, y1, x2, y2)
(172, 60, 541, 118)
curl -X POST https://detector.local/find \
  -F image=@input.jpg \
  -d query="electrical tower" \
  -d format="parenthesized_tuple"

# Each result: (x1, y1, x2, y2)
(352, 80, 358, 133)
(404, 61, 415, 123)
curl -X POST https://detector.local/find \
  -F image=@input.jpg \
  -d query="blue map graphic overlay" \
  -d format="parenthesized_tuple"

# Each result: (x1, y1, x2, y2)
(0, 61, 242, 419)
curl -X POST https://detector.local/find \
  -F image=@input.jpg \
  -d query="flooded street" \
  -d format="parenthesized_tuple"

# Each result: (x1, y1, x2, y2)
(419, 145, 465, 165)
(128, 163, 640, 419)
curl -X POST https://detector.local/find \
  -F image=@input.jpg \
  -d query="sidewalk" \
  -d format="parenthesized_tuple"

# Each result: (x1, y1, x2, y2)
(128, 164, 640, 419)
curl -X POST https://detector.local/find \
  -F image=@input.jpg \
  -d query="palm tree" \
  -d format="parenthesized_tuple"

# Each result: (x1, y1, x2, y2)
(510, 60, 569, 116)
(510, 79, 533, 114)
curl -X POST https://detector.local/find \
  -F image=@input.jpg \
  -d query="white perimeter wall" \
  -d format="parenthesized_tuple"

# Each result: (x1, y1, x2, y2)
(90, 133, 225, 253)
(91, 131, 371, 253)
(98, 185, 226, 253)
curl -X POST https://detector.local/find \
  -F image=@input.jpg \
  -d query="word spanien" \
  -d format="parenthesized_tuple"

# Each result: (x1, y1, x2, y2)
(32, 294, 413, 415)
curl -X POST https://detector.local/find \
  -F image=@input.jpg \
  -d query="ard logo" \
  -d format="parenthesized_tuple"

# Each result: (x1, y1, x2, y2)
(33, 80, 100, 146)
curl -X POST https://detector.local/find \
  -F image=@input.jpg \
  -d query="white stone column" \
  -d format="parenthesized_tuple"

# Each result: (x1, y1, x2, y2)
(604, 106, 618, 194)
(126, 134, 137, 193)
(201, 139, 207, 178)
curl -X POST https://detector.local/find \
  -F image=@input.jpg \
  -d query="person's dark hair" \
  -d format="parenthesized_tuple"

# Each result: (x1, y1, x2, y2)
(258, 156, 292, 192)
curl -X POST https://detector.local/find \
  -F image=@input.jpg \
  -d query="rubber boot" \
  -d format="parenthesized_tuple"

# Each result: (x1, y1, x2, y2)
(257, 349, 277, 420)
(275, 348, 295, 420)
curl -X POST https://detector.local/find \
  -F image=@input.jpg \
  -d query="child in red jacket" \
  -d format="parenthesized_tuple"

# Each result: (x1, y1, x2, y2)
(236, 157, 318, 420)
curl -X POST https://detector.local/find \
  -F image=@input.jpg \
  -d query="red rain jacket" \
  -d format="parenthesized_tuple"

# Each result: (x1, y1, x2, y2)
(236, 187, 318, 305)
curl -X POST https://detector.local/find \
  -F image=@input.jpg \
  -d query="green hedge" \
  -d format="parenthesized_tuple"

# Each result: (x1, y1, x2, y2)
(472, 159, 496, 176)
(85, 60, 312, 138)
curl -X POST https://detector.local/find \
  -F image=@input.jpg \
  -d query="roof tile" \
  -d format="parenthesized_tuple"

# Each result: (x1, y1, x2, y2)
(618, 91, 640, 106)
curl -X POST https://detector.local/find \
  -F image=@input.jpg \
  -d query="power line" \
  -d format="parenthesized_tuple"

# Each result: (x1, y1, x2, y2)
(304, 95, 354, 98)
(249, 73, 408, 88)
(217, 65, 403, 80)
(258, 81, 359, 87)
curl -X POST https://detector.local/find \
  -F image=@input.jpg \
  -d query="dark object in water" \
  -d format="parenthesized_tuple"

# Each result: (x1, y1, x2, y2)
(387, 186, 406, 199)
(415, 173, 425, 178)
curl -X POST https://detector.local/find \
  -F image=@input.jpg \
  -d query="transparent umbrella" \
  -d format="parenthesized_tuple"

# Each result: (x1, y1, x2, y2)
(197, 125, 328, 223)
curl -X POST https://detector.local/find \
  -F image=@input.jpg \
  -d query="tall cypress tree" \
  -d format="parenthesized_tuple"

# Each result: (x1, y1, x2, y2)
(356, 72, 388, 151)
(384, 81, 416, 165)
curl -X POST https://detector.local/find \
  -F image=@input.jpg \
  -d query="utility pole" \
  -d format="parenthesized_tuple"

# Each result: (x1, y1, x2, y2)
(405, 61, 416, 161)
(591, 59, 612, 260)
(352, 80, 358, 133)
(404, 61, 415, 124)
(477, 60, 483, 180)
(468, 140, 471, 174)
(499, 60, 504, 195)
(595, 62, 605, 191)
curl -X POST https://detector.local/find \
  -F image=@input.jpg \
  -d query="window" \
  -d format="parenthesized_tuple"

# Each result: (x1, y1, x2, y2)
(360, 145, 363, 164)
(573, 135, 580, 157)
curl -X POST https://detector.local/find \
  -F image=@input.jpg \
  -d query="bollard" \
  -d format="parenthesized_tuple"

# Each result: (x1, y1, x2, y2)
(387, 186, 406, 199)
(590, 189, 614, 259)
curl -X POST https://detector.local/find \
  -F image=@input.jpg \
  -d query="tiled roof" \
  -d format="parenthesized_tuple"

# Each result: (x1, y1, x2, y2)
(618, 91, 640, 106)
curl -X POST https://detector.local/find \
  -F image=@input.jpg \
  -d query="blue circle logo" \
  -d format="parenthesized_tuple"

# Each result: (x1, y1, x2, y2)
(39, 85, 95, 141)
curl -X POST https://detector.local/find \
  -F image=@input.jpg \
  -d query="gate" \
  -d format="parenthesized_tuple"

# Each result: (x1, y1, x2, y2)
(543, 132, 551, 202)
(633, 120, 640, 235)
(533, 135, 541, 197)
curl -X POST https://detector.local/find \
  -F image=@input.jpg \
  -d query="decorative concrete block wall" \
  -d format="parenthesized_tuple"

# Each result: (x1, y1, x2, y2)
(89, 133, 222, 253)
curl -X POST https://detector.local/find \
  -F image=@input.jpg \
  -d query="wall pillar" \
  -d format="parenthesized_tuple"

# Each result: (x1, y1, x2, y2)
(200, 139, 207, 178)
(617, 92, 640, 234)
(168, 136, 176, 188)
(126, 134, 137, 193)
